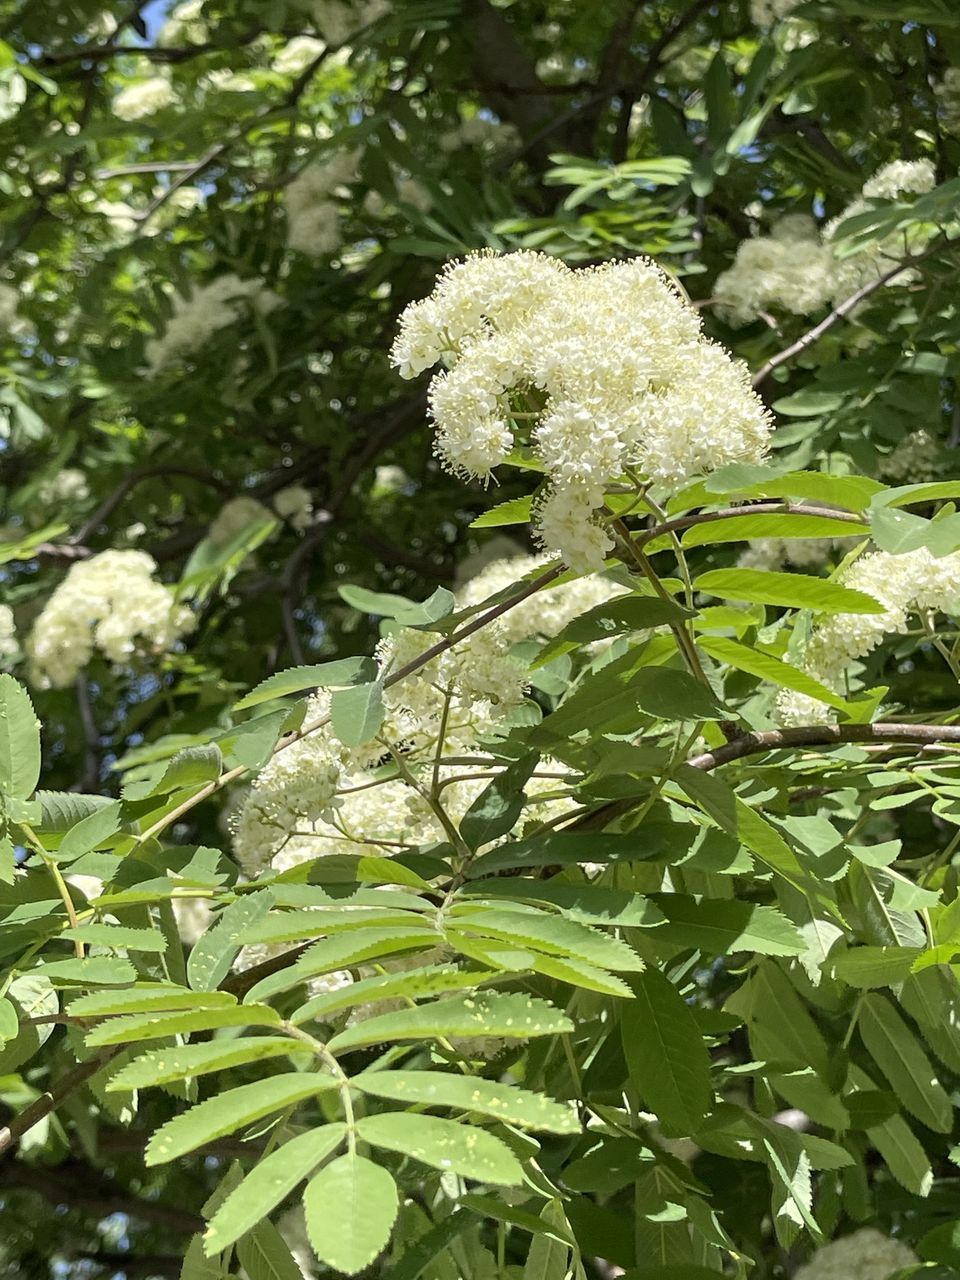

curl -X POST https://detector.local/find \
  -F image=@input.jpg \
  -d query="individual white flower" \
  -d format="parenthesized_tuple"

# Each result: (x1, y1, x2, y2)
(27, 549, 195, 688)
(794, 1227, 917, 1280)
(113, 76, 177, 122)
(272, 484, 314, 532)
(145, 274, 282, 371)
(37, 467, 89, 506)
(208, 496, 273, 546)
(0, 605, 17, 666)
(777, 546, 960, 724)
(273, 36, 325, 76)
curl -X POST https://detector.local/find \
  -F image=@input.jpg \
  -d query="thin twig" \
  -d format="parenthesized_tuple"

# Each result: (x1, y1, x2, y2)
(752, 235, 952, 388)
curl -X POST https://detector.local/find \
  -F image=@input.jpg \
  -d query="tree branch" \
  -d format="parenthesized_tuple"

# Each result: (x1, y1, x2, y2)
(686, 722, 960, 771)
(752, 235, 952, 388)
(0, 1048, 119, 1158)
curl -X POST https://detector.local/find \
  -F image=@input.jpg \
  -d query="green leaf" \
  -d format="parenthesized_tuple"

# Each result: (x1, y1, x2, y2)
(204, 1125, 346, 1254)
(448, 904, 643, 971)
(703, 468, 884, 512)
(330, 681, 384, 747)
(244, 927, 434, 1004)
(0, 997, 18, 1043)
(0, 522, 70, 566)
(86, 1002, 280, 1046)
(675, 765, 808, 889)
(123, 744, 222, 802)
(145, 1072, 341, 1165)
(631, 669, 726, 722)
(622, 969, 712, 1133)
(353, 1070, 579, 1133)
(857, 992, 952, 1132)
(62, 924, 167, 952)
(697, 637, 851, 713)
(681, 513, 865, 548)
(469, 831, 662, 875)
(376, 1212, 468, 1280)
(524, 952, 634, 997)
(233, 659, 376, 711)
(236, 1221, 303, 1280)
(68, 985, 236, 1018)
(470, 496, 534, 528)
(356, 1112, 524, 1186)
(533, 595, 692, 667)
(107, 1037, 315, 1091)
(187, 890, 275, 992)
(0, 675, 40, 801)
(651, 895, 805, 956)
(827, 947, 921, 988)
(291, 965, 499, 1025)
(56, 800, 124, 860)
(457, 880, 665, 928)
(32, 791, 116, 840)
(693, 569, 885, 614)
(459, 753, 539, 850)
(327, 992, 573, 1053)
(38, 956, 138, 986)
(338, 585, 416, 616)
(303, 1153, 398, 1275)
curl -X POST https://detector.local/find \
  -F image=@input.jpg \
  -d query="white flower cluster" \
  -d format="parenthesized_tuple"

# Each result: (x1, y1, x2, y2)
(37, 467, 89, 507)
(750, 0, 799, 24)
(777, 546, 960, 724)
(312, 0, 390, 44)
(738, 534, 859, 574)
(27, 549, 195, 688)
(717, 159, 937, 326)
(0, 282, 22, 336)
(157, 0, 207, 46)
(713, 215, 833, 327)
(363, 175, 432, 218)
(273, 36, 325, 76)
(145, 275, 282, 371)
(824, 158, 937, 301)
(794, 1228, 917, 1280)
(860, 159, 937, 201)
(113, 76, 177, 122)
(272, 484, 315, 532)
(208, 496, 273, 547)
(878, 429, 941, 483)
(0, 605, 17, 667)
(285, 151, 359, 258)
(391, 251, 771, 570)
(232, 552, 611, 875)
(935, 68, 960, 136)
(439, 115, 520, 154)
